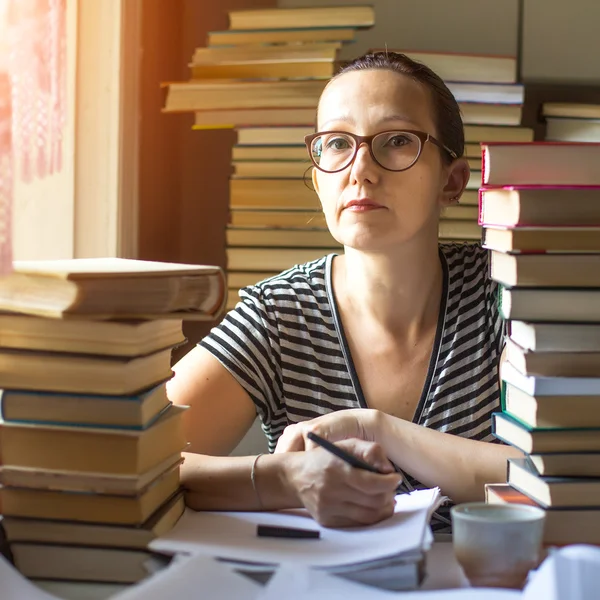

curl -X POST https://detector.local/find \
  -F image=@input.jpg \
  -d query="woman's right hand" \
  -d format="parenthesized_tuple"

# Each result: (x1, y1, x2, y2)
(283, 438, 402, 528)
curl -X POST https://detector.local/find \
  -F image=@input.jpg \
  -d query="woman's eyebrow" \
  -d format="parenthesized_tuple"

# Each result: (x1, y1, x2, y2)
(318, 114, 422, 130)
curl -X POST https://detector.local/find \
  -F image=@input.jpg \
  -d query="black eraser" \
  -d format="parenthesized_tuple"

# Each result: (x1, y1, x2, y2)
(256, 524, 320, 539)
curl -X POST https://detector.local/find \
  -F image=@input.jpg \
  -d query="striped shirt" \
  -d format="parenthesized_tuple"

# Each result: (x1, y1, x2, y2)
(201, 243, 504, 529)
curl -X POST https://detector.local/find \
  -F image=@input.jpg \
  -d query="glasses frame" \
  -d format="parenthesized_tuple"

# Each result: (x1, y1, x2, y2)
(304, 129, 458, 174)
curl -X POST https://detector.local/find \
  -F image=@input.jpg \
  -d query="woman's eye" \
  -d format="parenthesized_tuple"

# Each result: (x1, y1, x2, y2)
(326, 137, 350, 150)
(388, 135, 410, 147)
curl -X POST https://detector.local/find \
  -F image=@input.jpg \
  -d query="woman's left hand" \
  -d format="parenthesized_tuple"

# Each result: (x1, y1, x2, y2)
(275, 408, 381, 453)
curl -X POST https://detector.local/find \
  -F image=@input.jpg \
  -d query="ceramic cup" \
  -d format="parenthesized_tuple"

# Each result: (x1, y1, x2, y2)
(451, 502, 546, 589)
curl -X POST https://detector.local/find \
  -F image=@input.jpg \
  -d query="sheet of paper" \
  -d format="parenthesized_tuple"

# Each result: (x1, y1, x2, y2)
(151, 488, 440, 568)
(113, 553, 261, 600)
(0, 554, 60, 600)
(259, 565, 521, 600)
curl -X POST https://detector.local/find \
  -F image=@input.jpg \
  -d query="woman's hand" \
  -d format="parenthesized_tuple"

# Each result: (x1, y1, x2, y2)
(284, 438, 402, 527)
(275, 408, 381, 453)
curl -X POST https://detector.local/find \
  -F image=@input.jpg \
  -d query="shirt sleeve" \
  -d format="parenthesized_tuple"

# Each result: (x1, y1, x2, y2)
(199, 285, 283, 426)
(482, 249, 507, 357)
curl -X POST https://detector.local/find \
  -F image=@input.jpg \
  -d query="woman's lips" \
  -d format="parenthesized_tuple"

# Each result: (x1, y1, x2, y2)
(343, 199, 385, 211)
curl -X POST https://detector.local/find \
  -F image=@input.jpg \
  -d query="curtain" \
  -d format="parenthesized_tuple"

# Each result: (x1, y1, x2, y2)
(0, 0, 67, 274)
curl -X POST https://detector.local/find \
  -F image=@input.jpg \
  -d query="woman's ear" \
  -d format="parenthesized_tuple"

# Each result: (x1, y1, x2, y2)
(312, 165, 320, 196)
(440, 157, 470, 207)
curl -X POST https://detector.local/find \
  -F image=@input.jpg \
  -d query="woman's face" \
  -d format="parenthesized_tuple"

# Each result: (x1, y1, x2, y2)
(312, 69, 464, 251)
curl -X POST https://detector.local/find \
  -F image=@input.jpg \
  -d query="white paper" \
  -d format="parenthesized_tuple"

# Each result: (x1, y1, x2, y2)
(259, 565, 521, 600)
(523, 544, 600, 600)
(0, 553, 61, 600)
(113, 553, 261, 600)
(151, 488, 440, 568)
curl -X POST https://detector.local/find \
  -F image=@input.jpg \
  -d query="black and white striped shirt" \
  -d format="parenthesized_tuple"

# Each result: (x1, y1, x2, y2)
(201, 243, 504, 526)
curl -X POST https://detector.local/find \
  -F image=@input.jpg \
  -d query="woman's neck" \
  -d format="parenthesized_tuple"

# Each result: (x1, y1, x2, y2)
(333, 238, 443, 340)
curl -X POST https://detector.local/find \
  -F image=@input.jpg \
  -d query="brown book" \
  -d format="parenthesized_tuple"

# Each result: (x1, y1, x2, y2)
(232, 160, 311, 179)
(503, 382, 600, 429)
(230, 179, 319, 210)
(230, 209, 325, 229)
(459, 102, 522, 126)
(227, 6, 375, 30)
(207, 27, 356, 47)
(509, 320, 600, 353)
(2, 491, 184, 549)
(542, 103, 600, 120)
(505, 338, 600, 378)
(11, 543, 158, 583)
(0, 464, 180, 525)
(507, 457, 600, 508)
(464, 142, 483, 158)
(485, 483, 600, 546)
(482, 142, 600, 186)
(0, 382, 171, 429)
(545, 118, 600, 143)
(226, 289, 239, 310)
(163, 80, 325, 112)
(0, 258, 225, 320)
(464, 125, 533, 143)
(438, 220, 481, 241)
(375, 50, 516, 84)
(490, 251, 600, 288)
(232, 145, 309, 161)
(0, 313, 185, 357)
(237, 126, 312, 146)
(483, 226, 600, 253)
(441, 205, 479, 220)
(480, 187, 600, 227)
(0, 346, 173, 395)
(227, 272, 277, 289)
(227, 247, 332, 272)
(0, 405, 187, 474)
(227, 227, 340, 249)
(195, 110, 315, 130)
(190, 60, 335, 80)
(458, 190, 478, 206)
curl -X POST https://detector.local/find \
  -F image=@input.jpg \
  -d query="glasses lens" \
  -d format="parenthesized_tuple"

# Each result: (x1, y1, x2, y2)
(310, 133, 356, 172)
(372, 131, 421, 171)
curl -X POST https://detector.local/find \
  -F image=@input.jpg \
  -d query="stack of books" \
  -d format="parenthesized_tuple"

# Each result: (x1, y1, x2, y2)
(479, 141, 600, 546)
(163, 5, 376, 309)
(0, 257, 226, 584)
(543, 103, 600, 142)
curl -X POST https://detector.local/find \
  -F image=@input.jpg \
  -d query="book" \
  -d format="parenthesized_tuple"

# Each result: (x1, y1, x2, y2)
(505, 338, 600, 378)
(230, 209, 325, 229)
(227, 247, 333, 271)
(501, 359, 600, 396)
(195, 110, 315, 130)
(490, 251, 600, 288)
(509, 321, 600, 352)
(0, 453, 184, 495)
(507, 457, 600, 508)
(446, 82, 524, 105)
(459, 103, 522, 126)
(227, 228, 340, 249)
(479, 187, 600, 227)
(485, 483, 600, 545)
(0, 464, 180, 525)
(379, 50, 517, 84)
(0, 382, 171, 428)
(232, 145, 309, 161)
(492, 411, 600, 453)
(0, 258, 225, 320)
(227, 6, 375, 30)
(163, 80, 326, 112)
(0, 346, 173, 395)
(0, 313, 185, 356)
(528, 453, 600, 478)
(11, 543, 160, 583)
(464, 125, 533, 143)
(206, 27, 357, 47)
(500, 286, 600, 323)
(545, 118, 600, 143)
(503, 382, 600, 429)
(442, 205, 479, 220)
(0, 404, 187, 474)
(542, 103, 600, 119)
(483, 226, 600, 253)
(230, 179, 319, 210)
(227, 272, 277, 289)
(190, 61, 335, 80)
(482, 142, 600, 186)
(2, 491, 184, 548)
(237, 126, 313, 146)
(437, 220, 482, 240)
(456, 190, 479, 206)
(232, 160, 311, 179)
(191, 42, 341, 64)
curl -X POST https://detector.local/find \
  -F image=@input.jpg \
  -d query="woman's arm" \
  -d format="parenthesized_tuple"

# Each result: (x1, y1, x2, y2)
(276, 408, 522, 504)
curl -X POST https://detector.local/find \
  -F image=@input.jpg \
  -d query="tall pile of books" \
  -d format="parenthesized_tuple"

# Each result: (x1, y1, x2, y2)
(479, 141, 600, 546)
(0, 258, 225, 585)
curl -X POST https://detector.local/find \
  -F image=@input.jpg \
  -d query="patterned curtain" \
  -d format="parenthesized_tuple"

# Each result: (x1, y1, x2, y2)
(0, 0, 67, 274)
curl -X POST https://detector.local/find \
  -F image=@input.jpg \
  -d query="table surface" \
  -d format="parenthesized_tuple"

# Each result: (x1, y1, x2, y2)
(34, 541, 468, 599)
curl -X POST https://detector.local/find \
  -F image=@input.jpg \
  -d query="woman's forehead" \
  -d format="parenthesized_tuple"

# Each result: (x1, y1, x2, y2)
(318, 69, 435, 130)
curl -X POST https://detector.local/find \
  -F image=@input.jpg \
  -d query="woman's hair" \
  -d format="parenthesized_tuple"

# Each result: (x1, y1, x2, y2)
(323, 51, 464, 162)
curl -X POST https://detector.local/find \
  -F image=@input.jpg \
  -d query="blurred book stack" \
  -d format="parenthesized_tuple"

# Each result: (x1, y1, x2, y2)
(479, 141, 600, 546)
(378, 50, 534, 245)
(0, 258, 226, 585)
(163, 5, 376, 309)
(543, 102, 600, 142)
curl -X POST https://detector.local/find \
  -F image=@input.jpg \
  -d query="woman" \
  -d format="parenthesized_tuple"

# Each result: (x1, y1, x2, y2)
(168, 51, 521, 529)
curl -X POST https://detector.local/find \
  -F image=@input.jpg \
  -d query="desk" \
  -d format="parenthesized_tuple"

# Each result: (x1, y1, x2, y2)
(34, 542, 468, 599)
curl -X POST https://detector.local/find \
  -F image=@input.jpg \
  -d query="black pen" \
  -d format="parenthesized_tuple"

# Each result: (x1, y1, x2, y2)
(306, 431, 406, 494)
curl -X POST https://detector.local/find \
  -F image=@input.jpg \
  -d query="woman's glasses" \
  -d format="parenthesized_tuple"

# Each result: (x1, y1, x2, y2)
(305, 129, 457, 174)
